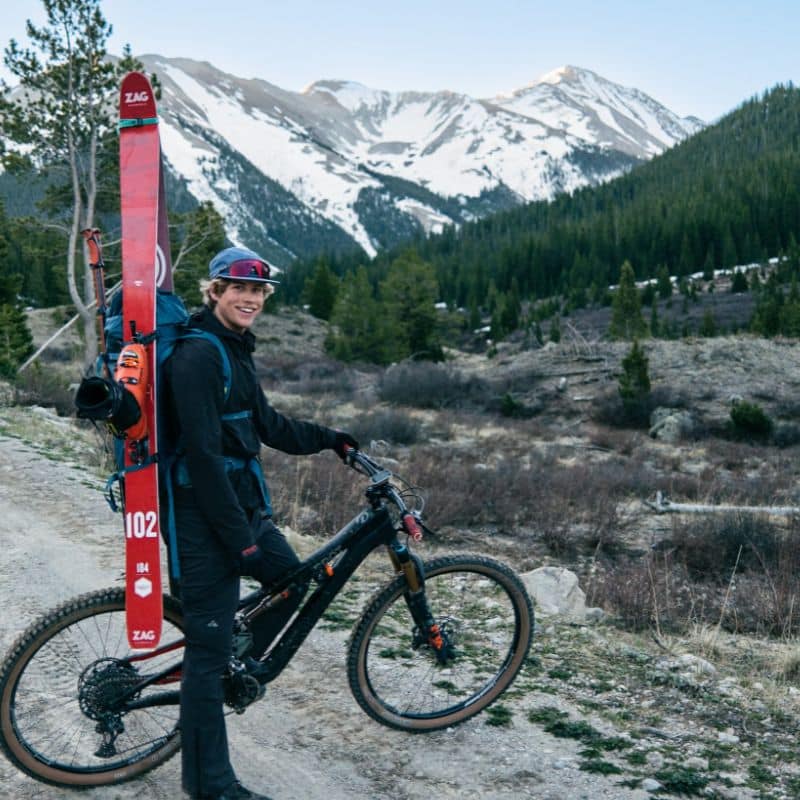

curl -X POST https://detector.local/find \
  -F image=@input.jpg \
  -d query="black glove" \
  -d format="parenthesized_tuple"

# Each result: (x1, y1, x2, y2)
(238, 543, 272, 586)
(332, 431, 359, 461)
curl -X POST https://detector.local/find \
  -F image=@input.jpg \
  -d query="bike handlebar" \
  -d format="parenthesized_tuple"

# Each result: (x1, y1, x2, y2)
(343, 446, 424, 541)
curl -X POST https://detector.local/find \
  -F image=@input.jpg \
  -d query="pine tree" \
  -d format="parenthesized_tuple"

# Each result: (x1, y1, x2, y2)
(490, 300, 505, 341)
(0, 272, 33, 378)
(304, 257, 339, 320)
(656, 265, 672, 299)
(730, 270, 749, 293)
(327, 267, 388, 363)
(618, 339, 651, 411)
(379, 252, 442, 362)
(650, 301, 660, 337)
(549, 315, 561, 343)
(699, 308, 718, 337)
(467, 296, 481, 332)
(609, 261, 648, 340)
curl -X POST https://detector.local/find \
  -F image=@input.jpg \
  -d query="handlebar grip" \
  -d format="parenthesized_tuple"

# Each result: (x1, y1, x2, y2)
(402, 513, 423, 542)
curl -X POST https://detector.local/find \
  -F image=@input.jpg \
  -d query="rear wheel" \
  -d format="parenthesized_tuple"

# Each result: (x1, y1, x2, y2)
(0, 588, 184, 787)
(348, 554, 533, 731)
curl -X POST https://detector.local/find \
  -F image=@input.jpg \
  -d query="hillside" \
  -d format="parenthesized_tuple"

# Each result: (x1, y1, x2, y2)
(312, 84, 800, 315)
(5, 301, 800, 797)
(0, 59, 700, 275)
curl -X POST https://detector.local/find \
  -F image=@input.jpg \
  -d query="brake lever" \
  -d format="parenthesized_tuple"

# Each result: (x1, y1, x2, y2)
(419, 520, 438, 538)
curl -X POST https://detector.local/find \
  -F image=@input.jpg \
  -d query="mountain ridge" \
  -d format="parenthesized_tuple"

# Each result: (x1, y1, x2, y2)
(140, 55, 702, 265)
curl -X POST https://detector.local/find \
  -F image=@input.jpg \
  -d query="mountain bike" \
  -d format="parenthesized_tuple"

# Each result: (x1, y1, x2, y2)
(0, 448, 534, 789)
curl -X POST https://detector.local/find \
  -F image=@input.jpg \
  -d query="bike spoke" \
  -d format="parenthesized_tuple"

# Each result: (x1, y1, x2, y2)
(350, 557, 532, 730)
(8, 601, 182, 774)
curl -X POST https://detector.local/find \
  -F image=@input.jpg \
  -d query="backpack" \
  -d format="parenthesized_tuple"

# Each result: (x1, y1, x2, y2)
(99, 290, 271, 581)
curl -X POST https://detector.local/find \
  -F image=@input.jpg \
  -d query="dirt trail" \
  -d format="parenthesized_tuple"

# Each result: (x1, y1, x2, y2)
(0, 434, 648, 800)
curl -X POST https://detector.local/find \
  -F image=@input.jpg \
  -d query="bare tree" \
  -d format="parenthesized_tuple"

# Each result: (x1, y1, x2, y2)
(0, 0, 138, 369)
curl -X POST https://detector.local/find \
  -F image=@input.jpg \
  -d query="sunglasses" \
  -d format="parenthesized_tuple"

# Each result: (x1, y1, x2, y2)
(225, 258, 272, 281)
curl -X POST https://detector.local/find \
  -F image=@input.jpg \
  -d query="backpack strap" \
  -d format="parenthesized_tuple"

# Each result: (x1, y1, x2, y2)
(160, 329, 274, 582)
(175, 328, 232, 400)
(160, 328, 234, 582)
(165, 453, 273, 581)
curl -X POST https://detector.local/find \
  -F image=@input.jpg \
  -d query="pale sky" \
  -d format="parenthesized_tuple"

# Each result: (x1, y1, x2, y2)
(1, 0, 797, 122)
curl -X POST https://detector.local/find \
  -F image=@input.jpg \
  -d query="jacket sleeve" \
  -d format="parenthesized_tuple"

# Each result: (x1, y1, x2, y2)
(167, 339, 254, 556)
(254, 387, 337, 454)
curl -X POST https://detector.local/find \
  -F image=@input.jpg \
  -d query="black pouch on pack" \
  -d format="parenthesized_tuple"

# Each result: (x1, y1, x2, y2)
(74, 376, 141, 432)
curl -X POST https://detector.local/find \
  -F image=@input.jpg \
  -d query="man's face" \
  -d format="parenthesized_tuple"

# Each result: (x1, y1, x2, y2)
(212, 280, 267, 333)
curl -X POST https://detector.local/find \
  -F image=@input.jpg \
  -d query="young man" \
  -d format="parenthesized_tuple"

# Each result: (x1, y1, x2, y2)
(164, 246, 357, 800)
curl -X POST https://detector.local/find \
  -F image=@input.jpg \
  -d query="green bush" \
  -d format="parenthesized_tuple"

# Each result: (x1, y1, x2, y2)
(730, 400, 773, 438)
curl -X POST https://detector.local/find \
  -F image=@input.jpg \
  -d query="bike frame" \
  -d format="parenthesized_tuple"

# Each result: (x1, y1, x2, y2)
(123, 499, 418, 712)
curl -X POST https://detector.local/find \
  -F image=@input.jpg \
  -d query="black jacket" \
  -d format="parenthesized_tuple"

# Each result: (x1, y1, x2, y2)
(164, 306, 336, 556)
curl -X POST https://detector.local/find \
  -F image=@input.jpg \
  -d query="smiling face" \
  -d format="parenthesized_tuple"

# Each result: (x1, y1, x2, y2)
(210, 280, 270, 333)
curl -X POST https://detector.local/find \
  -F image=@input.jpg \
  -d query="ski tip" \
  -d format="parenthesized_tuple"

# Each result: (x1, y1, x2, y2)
(120, 72, 157, 120)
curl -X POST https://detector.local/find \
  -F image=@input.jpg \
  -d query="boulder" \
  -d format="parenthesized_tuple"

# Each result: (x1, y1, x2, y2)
(649, 407, 696, 442)
(520, 566, 603, 622)
(0, 380, 13, 407)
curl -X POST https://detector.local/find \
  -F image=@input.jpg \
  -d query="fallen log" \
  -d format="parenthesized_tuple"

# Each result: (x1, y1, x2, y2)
(645, 490, 800, 516)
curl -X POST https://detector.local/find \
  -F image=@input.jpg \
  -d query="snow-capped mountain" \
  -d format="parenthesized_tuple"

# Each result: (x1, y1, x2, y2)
(143, 56, 703, 264)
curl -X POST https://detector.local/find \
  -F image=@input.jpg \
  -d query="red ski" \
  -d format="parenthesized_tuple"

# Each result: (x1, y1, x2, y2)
(118, 72, 164, 649)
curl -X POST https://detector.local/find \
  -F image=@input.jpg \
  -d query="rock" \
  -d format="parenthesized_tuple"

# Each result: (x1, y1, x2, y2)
(657, 653, 716, 676)
(718, 731, 740, 744)
(584, 607, 605, 622)
(641, 778, 662, 792)
(649, 406, 696, 442)
(645, 751, 664, 770)
(719, 771, 747, 786)
(520, 566, 604, 622)
(0, 380, 13, 406)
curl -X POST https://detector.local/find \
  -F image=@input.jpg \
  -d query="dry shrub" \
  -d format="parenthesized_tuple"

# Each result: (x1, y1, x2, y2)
(649, 384, 690, 409)
(351, 408, 421, 446)
(588, 515, 800, 637)
(379, 362, 490, 409)
(587, 427, 643, 455)
(265, 450, 364, 537)
(405, 447, 492, 528)
(404, 447, 642, 558)
(700, 439, 797, 506)
(256, 355, 358, 398)
(14, 364, 75, 416)
(592, 387, 654, 428)
(586, 556, 660, 630)
(587, 551, 714, 633)
(670, 514, 782, 580)
(772, 422, 800, 449)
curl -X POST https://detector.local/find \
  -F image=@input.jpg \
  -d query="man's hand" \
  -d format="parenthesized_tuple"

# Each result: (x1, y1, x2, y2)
(332, 431, 359, 461)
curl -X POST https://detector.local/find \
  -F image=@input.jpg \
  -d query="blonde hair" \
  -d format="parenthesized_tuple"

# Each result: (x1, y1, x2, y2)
(201, 278, 274, 308)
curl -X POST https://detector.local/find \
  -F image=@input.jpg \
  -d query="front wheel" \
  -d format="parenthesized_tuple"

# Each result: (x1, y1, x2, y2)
(347, 554, 534, 731)
(0, 587, 184, 788)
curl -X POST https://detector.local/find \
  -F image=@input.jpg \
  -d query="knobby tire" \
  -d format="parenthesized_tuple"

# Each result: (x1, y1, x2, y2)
(347, 554, 534, 731)
(0, 587, 184, 788)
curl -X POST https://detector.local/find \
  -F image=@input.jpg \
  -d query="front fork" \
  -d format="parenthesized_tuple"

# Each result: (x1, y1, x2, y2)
(387, 540, 451, 664)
